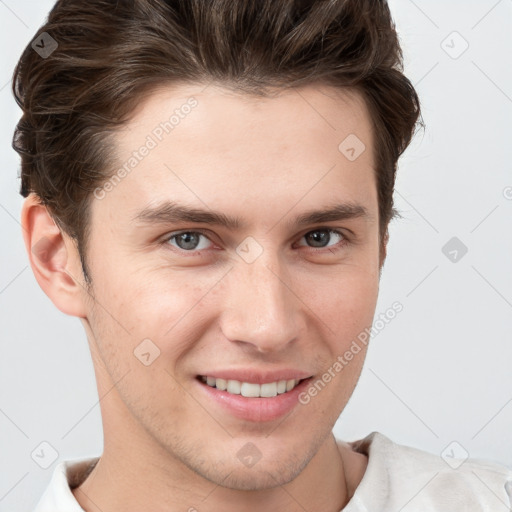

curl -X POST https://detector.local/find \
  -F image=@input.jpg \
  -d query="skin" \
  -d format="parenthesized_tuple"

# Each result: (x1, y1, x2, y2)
(22, 82, 387, 512)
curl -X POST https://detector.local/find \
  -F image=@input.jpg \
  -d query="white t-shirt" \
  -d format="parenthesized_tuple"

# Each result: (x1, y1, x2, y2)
(33, 431, 512, 511)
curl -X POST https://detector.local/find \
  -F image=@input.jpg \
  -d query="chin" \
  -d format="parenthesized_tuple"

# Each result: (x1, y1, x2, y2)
(218, 465, 300, 491)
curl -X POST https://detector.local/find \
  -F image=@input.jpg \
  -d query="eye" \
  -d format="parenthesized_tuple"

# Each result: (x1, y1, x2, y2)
(162, 228, 348, 255)
(164, 230, 213, 252)
(296, 228, 347, 251)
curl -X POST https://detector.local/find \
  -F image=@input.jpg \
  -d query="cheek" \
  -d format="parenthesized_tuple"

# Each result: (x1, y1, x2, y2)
(294, 264, 379, 334)
(91, 265, 209, 363)
(85, 271, 202, 412)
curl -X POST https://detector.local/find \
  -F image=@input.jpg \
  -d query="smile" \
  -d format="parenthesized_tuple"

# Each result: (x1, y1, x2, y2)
(199, 375, 305, 398)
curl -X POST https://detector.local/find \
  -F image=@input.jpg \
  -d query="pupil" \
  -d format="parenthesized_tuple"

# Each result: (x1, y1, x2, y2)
(307, 230, 328, 247)
(178, 232, 199, 250)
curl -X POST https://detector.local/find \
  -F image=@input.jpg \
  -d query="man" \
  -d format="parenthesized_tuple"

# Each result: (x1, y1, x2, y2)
(13, 0, 511, 510)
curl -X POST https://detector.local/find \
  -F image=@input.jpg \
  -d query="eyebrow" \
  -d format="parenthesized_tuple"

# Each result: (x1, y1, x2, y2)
(132, 200, 373, 230)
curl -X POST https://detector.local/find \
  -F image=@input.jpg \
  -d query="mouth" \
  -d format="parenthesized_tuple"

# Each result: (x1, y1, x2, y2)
(194, 369, 315, 422)
(196, 375, 309, 398)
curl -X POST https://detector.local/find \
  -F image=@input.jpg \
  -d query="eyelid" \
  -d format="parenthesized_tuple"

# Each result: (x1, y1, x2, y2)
(161, 228, 217, 249)
(296, 226, 349, 240)
(294, 227, 349, 252)
(161, 226, 350, 254)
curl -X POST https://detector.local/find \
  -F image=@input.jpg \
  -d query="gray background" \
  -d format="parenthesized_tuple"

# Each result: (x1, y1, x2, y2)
(1, 1, 511, 510)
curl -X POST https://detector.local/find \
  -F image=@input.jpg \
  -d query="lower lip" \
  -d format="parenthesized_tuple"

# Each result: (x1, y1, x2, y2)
(195, 377, 313, 422)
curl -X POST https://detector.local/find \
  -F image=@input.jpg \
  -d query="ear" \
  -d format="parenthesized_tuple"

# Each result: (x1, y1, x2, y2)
(21, 194, 88, 318)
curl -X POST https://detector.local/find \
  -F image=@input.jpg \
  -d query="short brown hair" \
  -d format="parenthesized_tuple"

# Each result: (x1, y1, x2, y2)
(12, 0, 423, 283)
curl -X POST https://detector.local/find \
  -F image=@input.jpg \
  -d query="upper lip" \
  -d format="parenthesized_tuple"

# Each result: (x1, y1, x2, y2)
(197, 369, 313, 385)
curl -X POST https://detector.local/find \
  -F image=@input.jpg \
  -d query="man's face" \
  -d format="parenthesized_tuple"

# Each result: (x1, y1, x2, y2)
(80, 83, 382, 490)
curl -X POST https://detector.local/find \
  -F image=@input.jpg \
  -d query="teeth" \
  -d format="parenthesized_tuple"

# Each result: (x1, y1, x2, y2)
(216, 378, 227, 391)
(260, 382, 277, 397)
(286, 379, 296, 392)
(227, 380, 241, 394)
(241, 382, 261, 397)
(201, 376, 302, 397)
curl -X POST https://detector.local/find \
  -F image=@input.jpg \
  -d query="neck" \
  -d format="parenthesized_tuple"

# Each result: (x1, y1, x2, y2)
(72, 426, 352, 512)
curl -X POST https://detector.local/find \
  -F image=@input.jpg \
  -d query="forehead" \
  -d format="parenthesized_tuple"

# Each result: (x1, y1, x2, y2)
(123, 82, 373, 154)
(96, 82, 377, 229)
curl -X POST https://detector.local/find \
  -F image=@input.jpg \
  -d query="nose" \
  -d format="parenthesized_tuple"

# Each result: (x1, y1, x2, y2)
(219, 250, 303, 353)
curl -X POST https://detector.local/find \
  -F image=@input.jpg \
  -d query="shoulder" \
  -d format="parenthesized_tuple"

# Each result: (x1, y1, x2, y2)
(340, 431, 512, 511)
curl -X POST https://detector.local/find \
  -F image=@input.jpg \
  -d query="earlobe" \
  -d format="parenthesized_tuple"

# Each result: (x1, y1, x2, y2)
(21, 194, 88, 318)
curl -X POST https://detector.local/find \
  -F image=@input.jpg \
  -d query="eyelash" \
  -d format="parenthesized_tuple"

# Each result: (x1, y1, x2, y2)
(161, 228, 350, 256)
